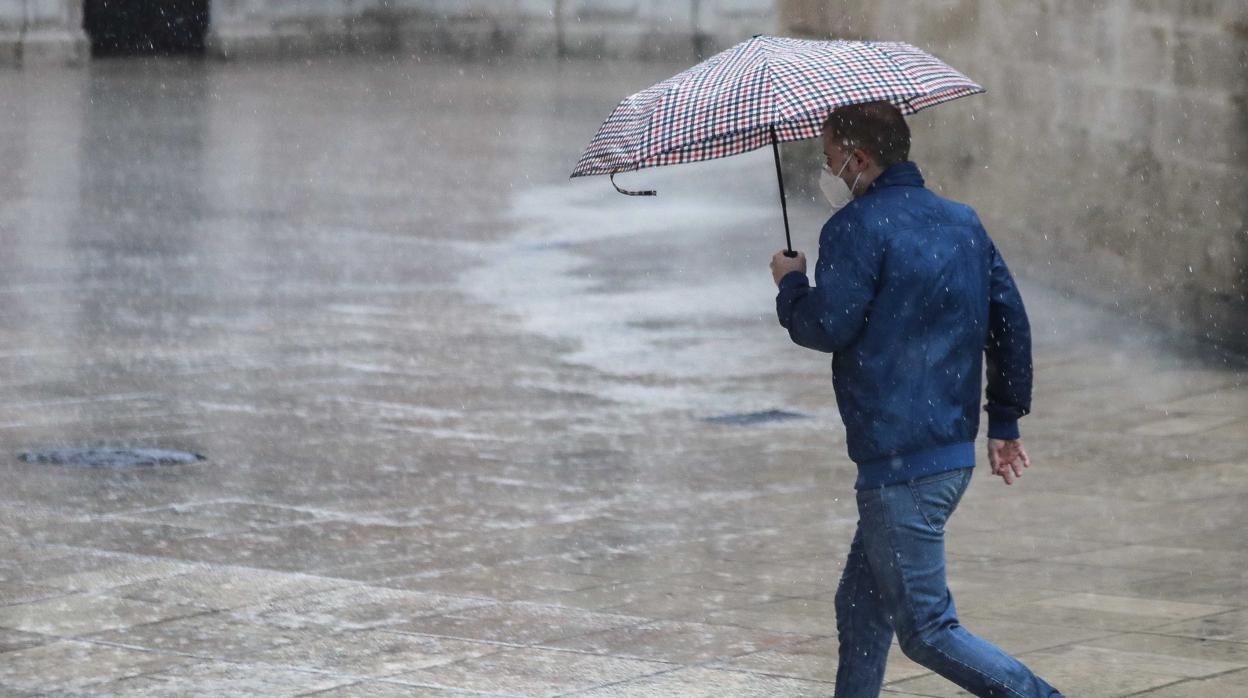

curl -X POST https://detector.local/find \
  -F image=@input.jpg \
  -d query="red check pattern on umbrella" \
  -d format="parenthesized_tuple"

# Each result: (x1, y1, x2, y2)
(570, 36, 983, 178)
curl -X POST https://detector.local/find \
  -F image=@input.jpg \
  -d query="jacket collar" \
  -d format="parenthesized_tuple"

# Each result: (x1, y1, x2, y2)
(865, 160, 925, 193)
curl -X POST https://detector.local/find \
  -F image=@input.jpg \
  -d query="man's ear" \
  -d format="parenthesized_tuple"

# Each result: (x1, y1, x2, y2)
(851, 147, 874, 171)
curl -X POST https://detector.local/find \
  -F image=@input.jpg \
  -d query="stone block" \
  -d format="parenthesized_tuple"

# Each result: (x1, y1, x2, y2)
(1202, 229, 1246, 291)
(1164, 0, 1248, 24)
(559, 22, 699, 61)
(712, 0, 775, 19)
(515, 0, 557, 15)
(698, 12, 778, 47)
(778, 0, 836, 39)
(1108, 87, 1160, 146)
(357, 0, 463, 21)
(633, 1, 695, 32)
(394, 17, 494, 60)
(906, 0, 983, 49)
(0, 30, 18, 65)
(0, 1, 21, 28)
(1117, 23, 1173, 86)
(1173, 29, 1248, 91)
(0, 26, 87, 66)
(1152, 92, 1243, 167)
(207, 17, 396, 60)
(22, 0, 71, 23)
(1128, 0, 1243, 23)
(504, 22, 561, 59)
(573, 0, 641, 21)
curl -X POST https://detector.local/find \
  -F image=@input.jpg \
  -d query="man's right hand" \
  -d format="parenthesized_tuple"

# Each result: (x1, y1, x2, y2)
(987, 438, 1030, 485)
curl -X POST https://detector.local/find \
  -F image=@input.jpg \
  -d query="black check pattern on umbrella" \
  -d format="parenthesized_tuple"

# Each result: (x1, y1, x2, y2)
(570, 36, 984, 179)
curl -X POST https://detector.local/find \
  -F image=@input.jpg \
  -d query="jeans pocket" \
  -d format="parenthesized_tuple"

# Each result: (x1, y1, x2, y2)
(906, 469, 968, 534)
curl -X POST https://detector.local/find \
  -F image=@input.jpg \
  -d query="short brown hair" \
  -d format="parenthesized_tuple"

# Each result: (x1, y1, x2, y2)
(822, 101, 911, 167)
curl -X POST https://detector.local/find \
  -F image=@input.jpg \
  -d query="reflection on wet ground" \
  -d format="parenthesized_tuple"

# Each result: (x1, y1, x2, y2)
(0, 55, 1245, 696)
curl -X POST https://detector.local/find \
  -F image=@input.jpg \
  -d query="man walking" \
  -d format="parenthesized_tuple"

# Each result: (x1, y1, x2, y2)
(769, 101, 1063, 697)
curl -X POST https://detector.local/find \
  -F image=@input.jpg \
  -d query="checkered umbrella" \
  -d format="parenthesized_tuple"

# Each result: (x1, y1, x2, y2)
(569, 35, 984, 255)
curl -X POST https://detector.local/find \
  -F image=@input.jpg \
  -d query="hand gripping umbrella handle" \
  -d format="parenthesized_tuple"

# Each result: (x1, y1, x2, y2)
(769, 125, 796, 257)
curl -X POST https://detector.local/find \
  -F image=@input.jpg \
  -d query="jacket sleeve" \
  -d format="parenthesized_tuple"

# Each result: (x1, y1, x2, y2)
(984, 242, 1033, 439)
(775, 216, 882, 354)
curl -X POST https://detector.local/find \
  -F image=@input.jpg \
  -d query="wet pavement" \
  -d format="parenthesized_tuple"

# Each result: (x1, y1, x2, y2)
(1, 54, 1246, 697)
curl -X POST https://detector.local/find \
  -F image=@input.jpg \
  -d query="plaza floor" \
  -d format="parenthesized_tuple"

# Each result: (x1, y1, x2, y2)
(0, 54, 1245, 697)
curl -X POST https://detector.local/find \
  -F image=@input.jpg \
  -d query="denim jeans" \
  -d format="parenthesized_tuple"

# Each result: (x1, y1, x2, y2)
(834, 466, 1064, 697)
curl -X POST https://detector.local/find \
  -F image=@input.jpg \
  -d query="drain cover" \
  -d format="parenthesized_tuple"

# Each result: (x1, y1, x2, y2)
(702, 409, 809, 426)
(19, 448, 204, 468)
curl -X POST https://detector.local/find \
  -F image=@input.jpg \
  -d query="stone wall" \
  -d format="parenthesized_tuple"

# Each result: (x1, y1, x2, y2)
(780, 0, 1248, 353)
(207, 0, 776, 61)
(0, 0, 86, 65)
(1, 1, 775, 64)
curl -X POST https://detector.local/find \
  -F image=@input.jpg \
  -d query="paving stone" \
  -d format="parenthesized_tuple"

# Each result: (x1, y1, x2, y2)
(694, 598, 839, 636)
(38, 558, 204, 593)
(250, 629, 502, 677)
(0, 628, 51, 654)
(545, 618, 810, 663)
(1115, 571, 1248, 606)
(1155, 387, 1248, 416)
(0, 552, 131, 586)
(1130, 670, 1248, 697)
(108, 565, 348, 610)
(948, 559, 1177, 597)
(0, 582, 70, 607)
(1080, 632, 1248, 667)
(87, 612, 317, 661)
(307, 682, 493, 697)
(389, 646, 676, 697)
(378, 563, 609, 602)
(101, 661, 355, 696)
(1153, 608, 1248, 643)
(0, 640, 193, 692)
(966, 592, 1233, 634)
(892, 642, 1245, 697)
(528, 576, 777, 617)
(711, 636, 866, 684)
(390, 601, 651, 647)
(235, 585, 493, 633)
(1047, 544, 1248, 574)
(567, 664, 835, 697)
(1031, 593, 1233, 623)
(0, 594, 206, 637)
(105, 500, 321, 533)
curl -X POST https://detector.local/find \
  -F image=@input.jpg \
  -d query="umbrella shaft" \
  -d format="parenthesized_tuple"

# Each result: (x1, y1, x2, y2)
(769, 126, 794, 255)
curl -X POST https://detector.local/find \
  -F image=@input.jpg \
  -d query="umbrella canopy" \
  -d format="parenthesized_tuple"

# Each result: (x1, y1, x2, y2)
(570, 35, 984, 180)
(569, 35, 984, 256)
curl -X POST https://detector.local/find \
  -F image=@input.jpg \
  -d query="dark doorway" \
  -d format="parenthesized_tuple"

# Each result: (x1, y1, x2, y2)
(84, 0, 210, 56)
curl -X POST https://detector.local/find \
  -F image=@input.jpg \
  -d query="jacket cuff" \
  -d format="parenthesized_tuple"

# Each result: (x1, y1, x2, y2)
(987, 415, 1020, 440)
(778, 270, 809, 291)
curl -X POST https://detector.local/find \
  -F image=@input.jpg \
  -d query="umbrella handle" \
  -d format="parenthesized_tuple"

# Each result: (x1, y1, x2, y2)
(610, 172, 656, 196)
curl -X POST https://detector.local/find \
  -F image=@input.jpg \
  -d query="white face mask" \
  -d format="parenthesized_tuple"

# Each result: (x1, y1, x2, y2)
(819, 155, 862, 213)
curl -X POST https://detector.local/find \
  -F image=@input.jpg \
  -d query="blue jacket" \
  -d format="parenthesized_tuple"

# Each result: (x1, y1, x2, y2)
(776, 161, 1032, 489)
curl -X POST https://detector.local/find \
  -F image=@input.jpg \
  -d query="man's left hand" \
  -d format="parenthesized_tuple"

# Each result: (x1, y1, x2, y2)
(987, 437, 1031, 485)
(771, 250, 806, 286)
